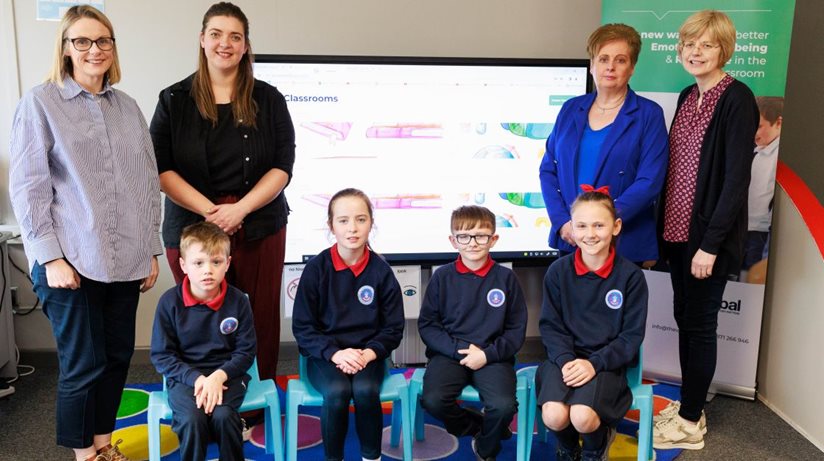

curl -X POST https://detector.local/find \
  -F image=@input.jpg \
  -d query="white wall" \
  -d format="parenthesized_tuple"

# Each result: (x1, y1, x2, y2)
(3, 0, 601, 350)
(0, 0, 20, 224)
(756, 186, 824, 451)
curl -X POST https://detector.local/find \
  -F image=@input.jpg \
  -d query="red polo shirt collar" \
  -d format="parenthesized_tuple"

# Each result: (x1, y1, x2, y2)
(574, 247, 615, 278)
(331, 244, 370, 277)
(455, 256, 495, 277)
(182, 276, 228, 311)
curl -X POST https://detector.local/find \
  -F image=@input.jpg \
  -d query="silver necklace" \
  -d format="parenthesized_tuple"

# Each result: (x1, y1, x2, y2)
(595, 93, 626, 114)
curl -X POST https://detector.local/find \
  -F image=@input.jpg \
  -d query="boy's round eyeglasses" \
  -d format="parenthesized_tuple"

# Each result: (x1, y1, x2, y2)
(454, 234, 492, 245)
(64, 37, 115, 51)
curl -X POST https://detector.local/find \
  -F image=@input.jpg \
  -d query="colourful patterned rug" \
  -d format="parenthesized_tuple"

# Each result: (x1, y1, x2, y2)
(111, 368, 683, 460)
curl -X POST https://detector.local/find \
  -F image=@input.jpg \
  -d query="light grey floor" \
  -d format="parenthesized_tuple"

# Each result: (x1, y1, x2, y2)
(0, 346, 822, 460)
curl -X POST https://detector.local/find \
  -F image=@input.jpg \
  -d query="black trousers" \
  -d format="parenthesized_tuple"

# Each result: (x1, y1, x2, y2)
(665, 242, 728, 422)
(306, 356, 385, 461)
(167, 376, 247, 461)
(421, 355, 517, 459)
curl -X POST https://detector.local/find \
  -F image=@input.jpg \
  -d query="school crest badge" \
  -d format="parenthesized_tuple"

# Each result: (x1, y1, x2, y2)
(605, 289, 623, 309)
(358, 285, 375, 305)
(487, 288, 506, 308)
(220, 317, 238, 335)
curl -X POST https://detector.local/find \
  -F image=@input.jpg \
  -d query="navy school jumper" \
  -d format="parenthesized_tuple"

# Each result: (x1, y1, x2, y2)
(292, 247, 405, 361)
(151, 281, 257, 386)
(539, 250, 648, 372)
(418, 259, 528, 363)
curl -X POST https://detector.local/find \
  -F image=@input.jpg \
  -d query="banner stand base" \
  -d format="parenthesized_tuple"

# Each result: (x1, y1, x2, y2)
(644, 371, 756, 401)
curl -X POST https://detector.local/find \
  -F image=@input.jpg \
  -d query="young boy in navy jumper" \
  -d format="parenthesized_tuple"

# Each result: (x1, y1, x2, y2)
(151, 222, 256, 461)
(292, 188, 405, 461)
(418, 205, 528, 461)
(536, 187, 648, 461)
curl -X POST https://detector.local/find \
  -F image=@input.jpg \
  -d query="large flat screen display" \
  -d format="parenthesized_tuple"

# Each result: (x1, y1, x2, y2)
(254, 55, 592, 264)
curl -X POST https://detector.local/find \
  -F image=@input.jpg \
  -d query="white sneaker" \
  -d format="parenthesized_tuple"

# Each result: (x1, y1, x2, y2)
(653, 416, 705, 450)
(653, 401, 707, 435)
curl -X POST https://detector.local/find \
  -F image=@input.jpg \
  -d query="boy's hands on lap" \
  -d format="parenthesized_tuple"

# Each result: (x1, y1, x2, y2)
(458, 344, 487, 370)
(194, 369, 228, 414)
(561, 359, 595, 387)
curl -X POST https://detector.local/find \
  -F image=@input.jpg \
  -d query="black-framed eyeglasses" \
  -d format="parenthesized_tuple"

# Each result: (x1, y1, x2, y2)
(454, 234, 493, 245)
(64, 37, 115, 51)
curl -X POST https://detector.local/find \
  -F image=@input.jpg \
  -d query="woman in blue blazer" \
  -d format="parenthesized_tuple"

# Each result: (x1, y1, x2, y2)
(539, 24, 668, 264)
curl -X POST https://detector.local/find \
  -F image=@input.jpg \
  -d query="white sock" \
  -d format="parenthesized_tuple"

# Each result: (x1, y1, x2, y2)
(363, 457, 380, 461)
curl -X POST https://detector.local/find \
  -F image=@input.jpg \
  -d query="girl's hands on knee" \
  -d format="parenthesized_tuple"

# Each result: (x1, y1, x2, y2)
(332, 348, 366, 374)
(561, 359, 595, 387)
(194, 370, 228, 414)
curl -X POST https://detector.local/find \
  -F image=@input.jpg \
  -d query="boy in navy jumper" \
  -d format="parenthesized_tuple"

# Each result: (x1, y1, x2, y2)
(418, 205, 528, 461)
(536, 188, 648, 461)
(151, 222, 256, 461)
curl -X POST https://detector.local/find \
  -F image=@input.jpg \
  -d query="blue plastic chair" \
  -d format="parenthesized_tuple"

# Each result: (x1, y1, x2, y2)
(408, 367, 531, 461)
(147, 357, 284, 461)
(285, 355, 413, 461)
(522, 347, 654, 461)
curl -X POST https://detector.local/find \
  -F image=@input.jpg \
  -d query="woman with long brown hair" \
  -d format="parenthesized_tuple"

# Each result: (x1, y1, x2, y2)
(150, 1, 295, 401)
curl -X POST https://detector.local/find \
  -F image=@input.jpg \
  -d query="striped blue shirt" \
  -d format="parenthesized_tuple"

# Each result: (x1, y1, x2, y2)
(9, 77, 163, 282)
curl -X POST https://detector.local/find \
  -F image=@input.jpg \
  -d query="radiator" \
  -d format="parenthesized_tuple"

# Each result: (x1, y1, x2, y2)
(392, 319, 428, 366)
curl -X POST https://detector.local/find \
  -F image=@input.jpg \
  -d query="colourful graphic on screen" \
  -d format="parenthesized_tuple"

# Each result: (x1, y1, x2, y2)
(301, 122, 353, 141)
(499, 192, 545, 209)
(473, 145, 519, 159)
(366, 124, 443, 138)
(496, 213, 517, 228)
(303, 193, 442, 209)
(500, 123, 553, 140)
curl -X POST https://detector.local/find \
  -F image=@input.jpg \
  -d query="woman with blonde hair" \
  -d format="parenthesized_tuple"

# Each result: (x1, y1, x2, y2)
(654, 10, 758, 450)
(9, 5, 162, 460)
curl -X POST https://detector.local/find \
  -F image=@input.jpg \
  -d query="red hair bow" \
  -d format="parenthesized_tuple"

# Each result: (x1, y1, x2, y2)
(580, 184, 611, 196)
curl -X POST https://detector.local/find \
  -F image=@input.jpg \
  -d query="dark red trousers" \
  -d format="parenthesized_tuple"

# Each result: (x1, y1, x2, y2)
(166, 225, 286, 382)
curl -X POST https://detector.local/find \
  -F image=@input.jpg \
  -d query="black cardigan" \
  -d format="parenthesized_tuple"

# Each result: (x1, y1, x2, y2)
(150, 75, 296, 247)
(660, 79, 759, 276)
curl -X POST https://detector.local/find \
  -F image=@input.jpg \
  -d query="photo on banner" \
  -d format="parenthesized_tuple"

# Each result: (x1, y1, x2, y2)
(601, 0, 795, 398)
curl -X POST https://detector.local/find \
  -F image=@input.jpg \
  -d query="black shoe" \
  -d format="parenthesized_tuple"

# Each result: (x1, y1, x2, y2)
(471, 436, 496, 461)
(556, 443, 582, 461)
